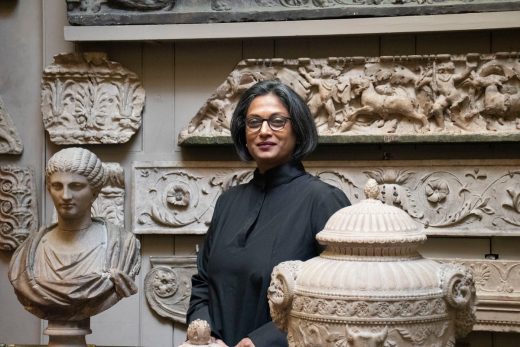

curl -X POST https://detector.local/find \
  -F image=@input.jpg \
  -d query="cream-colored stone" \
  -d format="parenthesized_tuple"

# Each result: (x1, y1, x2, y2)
(132, 160, 520, 236)
(144, 255, 197, 324)
(0, 166, 38, 251)
(179, 52, 520, 144)
(8, 148, 140, 347)
(178, 319, 220, 347)
(41, 52, 145, 144)
(0, 96, 23, 154)
(268, 180, 476, 346)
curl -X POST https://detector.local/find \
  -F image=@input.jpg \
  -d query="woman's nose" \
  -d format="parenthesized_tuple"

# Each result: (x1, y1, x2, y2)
(259, 120, 271, 134)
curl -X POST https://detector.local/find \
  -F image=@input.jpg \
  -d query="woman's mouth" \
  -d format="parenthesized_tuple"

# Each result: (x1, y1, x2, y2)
(257, 142, 275, 150)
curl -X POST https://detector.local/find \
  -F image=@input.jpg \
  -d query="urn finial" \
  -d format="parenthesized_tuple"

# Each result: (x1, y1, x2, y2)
(364, 178, 380, 200)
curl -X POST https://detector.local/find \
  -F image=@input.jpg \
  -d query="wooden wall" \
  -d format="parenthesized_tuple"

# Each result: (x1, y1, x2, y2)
(1, 0, 520, 346)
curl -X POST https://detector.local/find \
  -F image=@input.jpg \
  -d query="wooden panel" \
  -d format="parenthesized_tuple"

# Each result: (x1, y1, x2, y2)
(492, 28, 520, 52)
(418, 237, 490, 258)
(416, 31, 491, 54)
(380, 34, 416, 56)
(242, 39, 275, 59)
(491, 237, 520, 260)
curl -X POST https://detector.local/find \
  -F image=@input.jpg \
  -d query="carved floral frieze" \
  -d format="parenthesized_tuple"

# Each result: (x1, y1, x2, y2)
(0, 166, 38, 251)
(65, 0, 520, 25)
(41, 52, 145, 145)
(0, 96, 23, 155)
(144, 255, 197, 324)
(179, 52, 520, 145)
(132, 160, 520, 236)
(438, 258, 520, 333)
(51, 162, 125, 227)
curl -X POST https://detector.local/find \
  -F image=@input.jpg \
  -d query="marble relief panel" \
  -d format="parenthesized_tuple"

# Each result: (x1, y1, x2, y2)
(179, 52, 520, 145)
(0, 96, 23, 155)
(438, 258, 520, 333)
(0, 166, 37, 251)
(132, 160, 520, 236)
(41, 52, 145, 145)
(65, 0, 520, 25)
(144, 255, 197, 324)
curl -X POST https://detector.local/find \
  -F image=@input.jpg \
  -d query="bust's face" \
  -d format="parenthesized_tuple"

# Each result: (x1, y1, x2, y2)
(48, 172, 96, 220)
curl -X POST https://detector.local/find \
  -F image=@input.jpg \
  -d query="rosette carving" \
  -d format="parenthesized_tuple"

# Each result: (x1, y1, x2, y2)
(0, 166, 37, 251)
(268, 260, 302, 332)
(144, 256, 196, 323)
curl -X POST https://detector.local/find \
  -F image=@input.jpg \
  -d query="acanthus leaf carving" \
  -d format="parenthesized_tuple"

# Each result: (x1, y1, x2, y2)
(41, 52, 145, 145)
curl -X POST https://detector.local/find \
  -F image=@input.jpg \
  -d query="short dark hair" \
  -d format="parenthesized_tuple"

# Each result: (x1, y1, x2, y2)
(230, 79, 318, 162)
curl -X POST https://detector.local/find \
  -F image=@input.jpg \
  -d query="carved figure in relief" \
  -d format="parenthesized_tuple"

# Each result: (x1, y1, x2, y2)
(299, 65, 342, 129)
(187, 80, 349, 347)
(340, 76, 429, 132)
(421, 60, 477, 129)
(9, 147, 140, 323)
(0, 96, 23, 155)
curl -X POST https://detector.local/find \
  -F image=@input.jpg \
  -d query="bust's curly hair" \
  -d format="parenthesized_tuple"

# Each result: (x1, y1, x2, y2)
(46, 147, 105, 191)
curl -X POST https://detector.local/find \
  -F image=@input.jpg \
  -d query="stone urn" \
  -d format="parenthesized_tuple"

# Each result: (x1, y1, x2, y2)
(267, 179, 476, 347)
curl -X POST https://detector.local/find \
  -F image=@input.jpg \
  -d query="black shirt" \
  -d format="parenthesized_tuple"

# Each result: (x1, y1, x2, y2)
(187, 161, 350, 346)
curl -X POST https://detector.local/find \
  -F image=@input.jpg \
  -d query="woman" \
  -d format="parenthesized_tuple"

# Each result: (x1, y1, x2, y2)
(187, 80, 350, 347)
(9, 147, 140, 321)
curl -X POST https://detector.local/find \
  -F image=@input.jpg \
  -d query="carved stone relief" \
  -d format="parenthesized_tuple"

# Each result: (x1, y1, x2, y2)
(438, 258, 520, 333)
(179, 52, 520, 145)
(144, 255, 197, 324)
(51, 162, 125, 227)
(132, 160, 520, 236)
(41, 52, 145, 145)
(0, 96, 23, 155)
(0, 166, 38, 252)
(65, 0, 520, 25)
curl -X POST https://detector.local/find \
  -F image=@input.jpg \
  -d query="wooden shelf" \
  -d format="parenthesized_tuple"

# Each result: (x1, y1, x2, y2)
(64, 11, 520, 41)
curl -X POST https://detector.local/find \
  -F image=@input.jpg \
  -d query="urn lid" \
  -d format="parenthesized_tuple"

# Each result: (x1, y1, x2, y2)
(317, 179, 426, 246)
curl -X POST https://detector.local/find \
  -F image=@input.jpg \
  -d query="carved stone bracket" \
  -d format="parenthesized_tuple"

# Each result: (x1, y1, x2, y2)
(0, 96, 23, 155)
(132, 160, 520, 236)
(41, 52, 145, 145)
(438, 258, 520, 333)
(65, 0, 520, 25)
(52, 162, 125, 227)
(179, 52, 520, 145)
(144, 255, 197, 324)
(0, 166, 38, 251)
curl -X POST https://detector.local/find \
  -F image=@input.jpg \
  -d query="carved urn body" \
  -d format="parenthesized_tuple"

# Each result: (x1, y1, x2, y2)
(268, 180, 476, 347)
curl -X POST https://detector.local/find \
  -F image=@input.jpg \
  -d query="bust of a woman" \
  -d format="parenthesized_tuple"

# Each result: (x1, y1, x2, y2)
(9, 147, 140, 322)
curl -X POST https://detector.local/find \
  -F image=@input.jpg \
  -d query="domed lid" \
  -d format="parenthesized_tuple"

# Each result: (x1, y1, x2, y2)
(317, 179, 426, 246)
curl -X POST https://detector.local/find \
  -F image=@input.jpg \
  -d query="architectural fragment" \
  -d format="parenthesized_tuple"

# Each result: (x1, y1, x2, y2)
(0, 166, 37, 251)
(179, 52, 520, 145)
(65, 0, 520, 25)
(133, 160, 520, 236)
(267, 181, 476, 346)
(438, 258, 520, 333)
(144, 255, 197, 324)
(41, 52, 145, 145)
(0, 96, 23, 154)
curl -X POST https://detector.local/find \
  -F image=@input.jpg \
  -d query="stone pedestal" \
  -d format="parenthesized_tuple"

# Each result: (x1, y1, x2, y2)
(45, 319, 91, 347)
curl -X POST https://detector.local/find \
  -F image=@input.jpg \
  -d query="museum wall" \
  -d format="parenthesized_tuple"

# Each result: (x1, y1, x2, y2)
(1, 0, 520, 346)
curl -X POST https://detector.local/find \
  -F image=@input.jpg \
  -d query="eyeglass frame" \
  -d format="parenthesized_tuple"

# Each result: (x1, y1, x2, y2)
(245, 115, 292, 132)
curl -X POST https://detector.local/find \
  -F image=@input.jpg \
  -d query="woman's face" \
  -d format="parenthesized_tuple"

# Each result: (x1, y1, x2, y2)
(48, 172, 96, 221)
(245, 93, 297, 173)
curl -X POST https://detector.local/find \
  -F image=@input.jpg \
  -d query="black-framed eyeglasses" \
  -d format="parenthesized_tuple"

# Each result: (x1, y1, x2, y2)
(246, 115, 291, 132)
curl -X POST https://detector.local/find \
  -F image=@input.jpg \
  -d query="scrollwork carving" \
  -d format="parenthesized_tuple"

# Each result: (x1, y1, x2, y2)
(41, 52, 145, 145)
(133, 160, 520, 236)
(0, 166, 38, 251)
(180, 52, 520, 145)
(144, 256, 196, 323)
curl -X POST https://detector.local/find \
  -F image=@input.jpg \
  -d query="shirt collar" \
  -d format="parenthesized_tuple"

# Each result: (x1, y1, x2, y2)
(252, 160, 306, 189)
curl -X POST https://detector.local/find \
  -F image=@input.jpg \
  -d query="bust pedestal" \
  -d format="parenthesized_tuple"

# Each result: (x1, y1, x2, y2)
(45, 319, 91, 347)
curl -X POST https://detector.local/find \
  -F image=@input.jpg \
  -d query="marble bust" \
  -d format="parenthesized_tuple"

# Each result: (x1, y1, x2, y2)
(9, 147, 141, 322)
